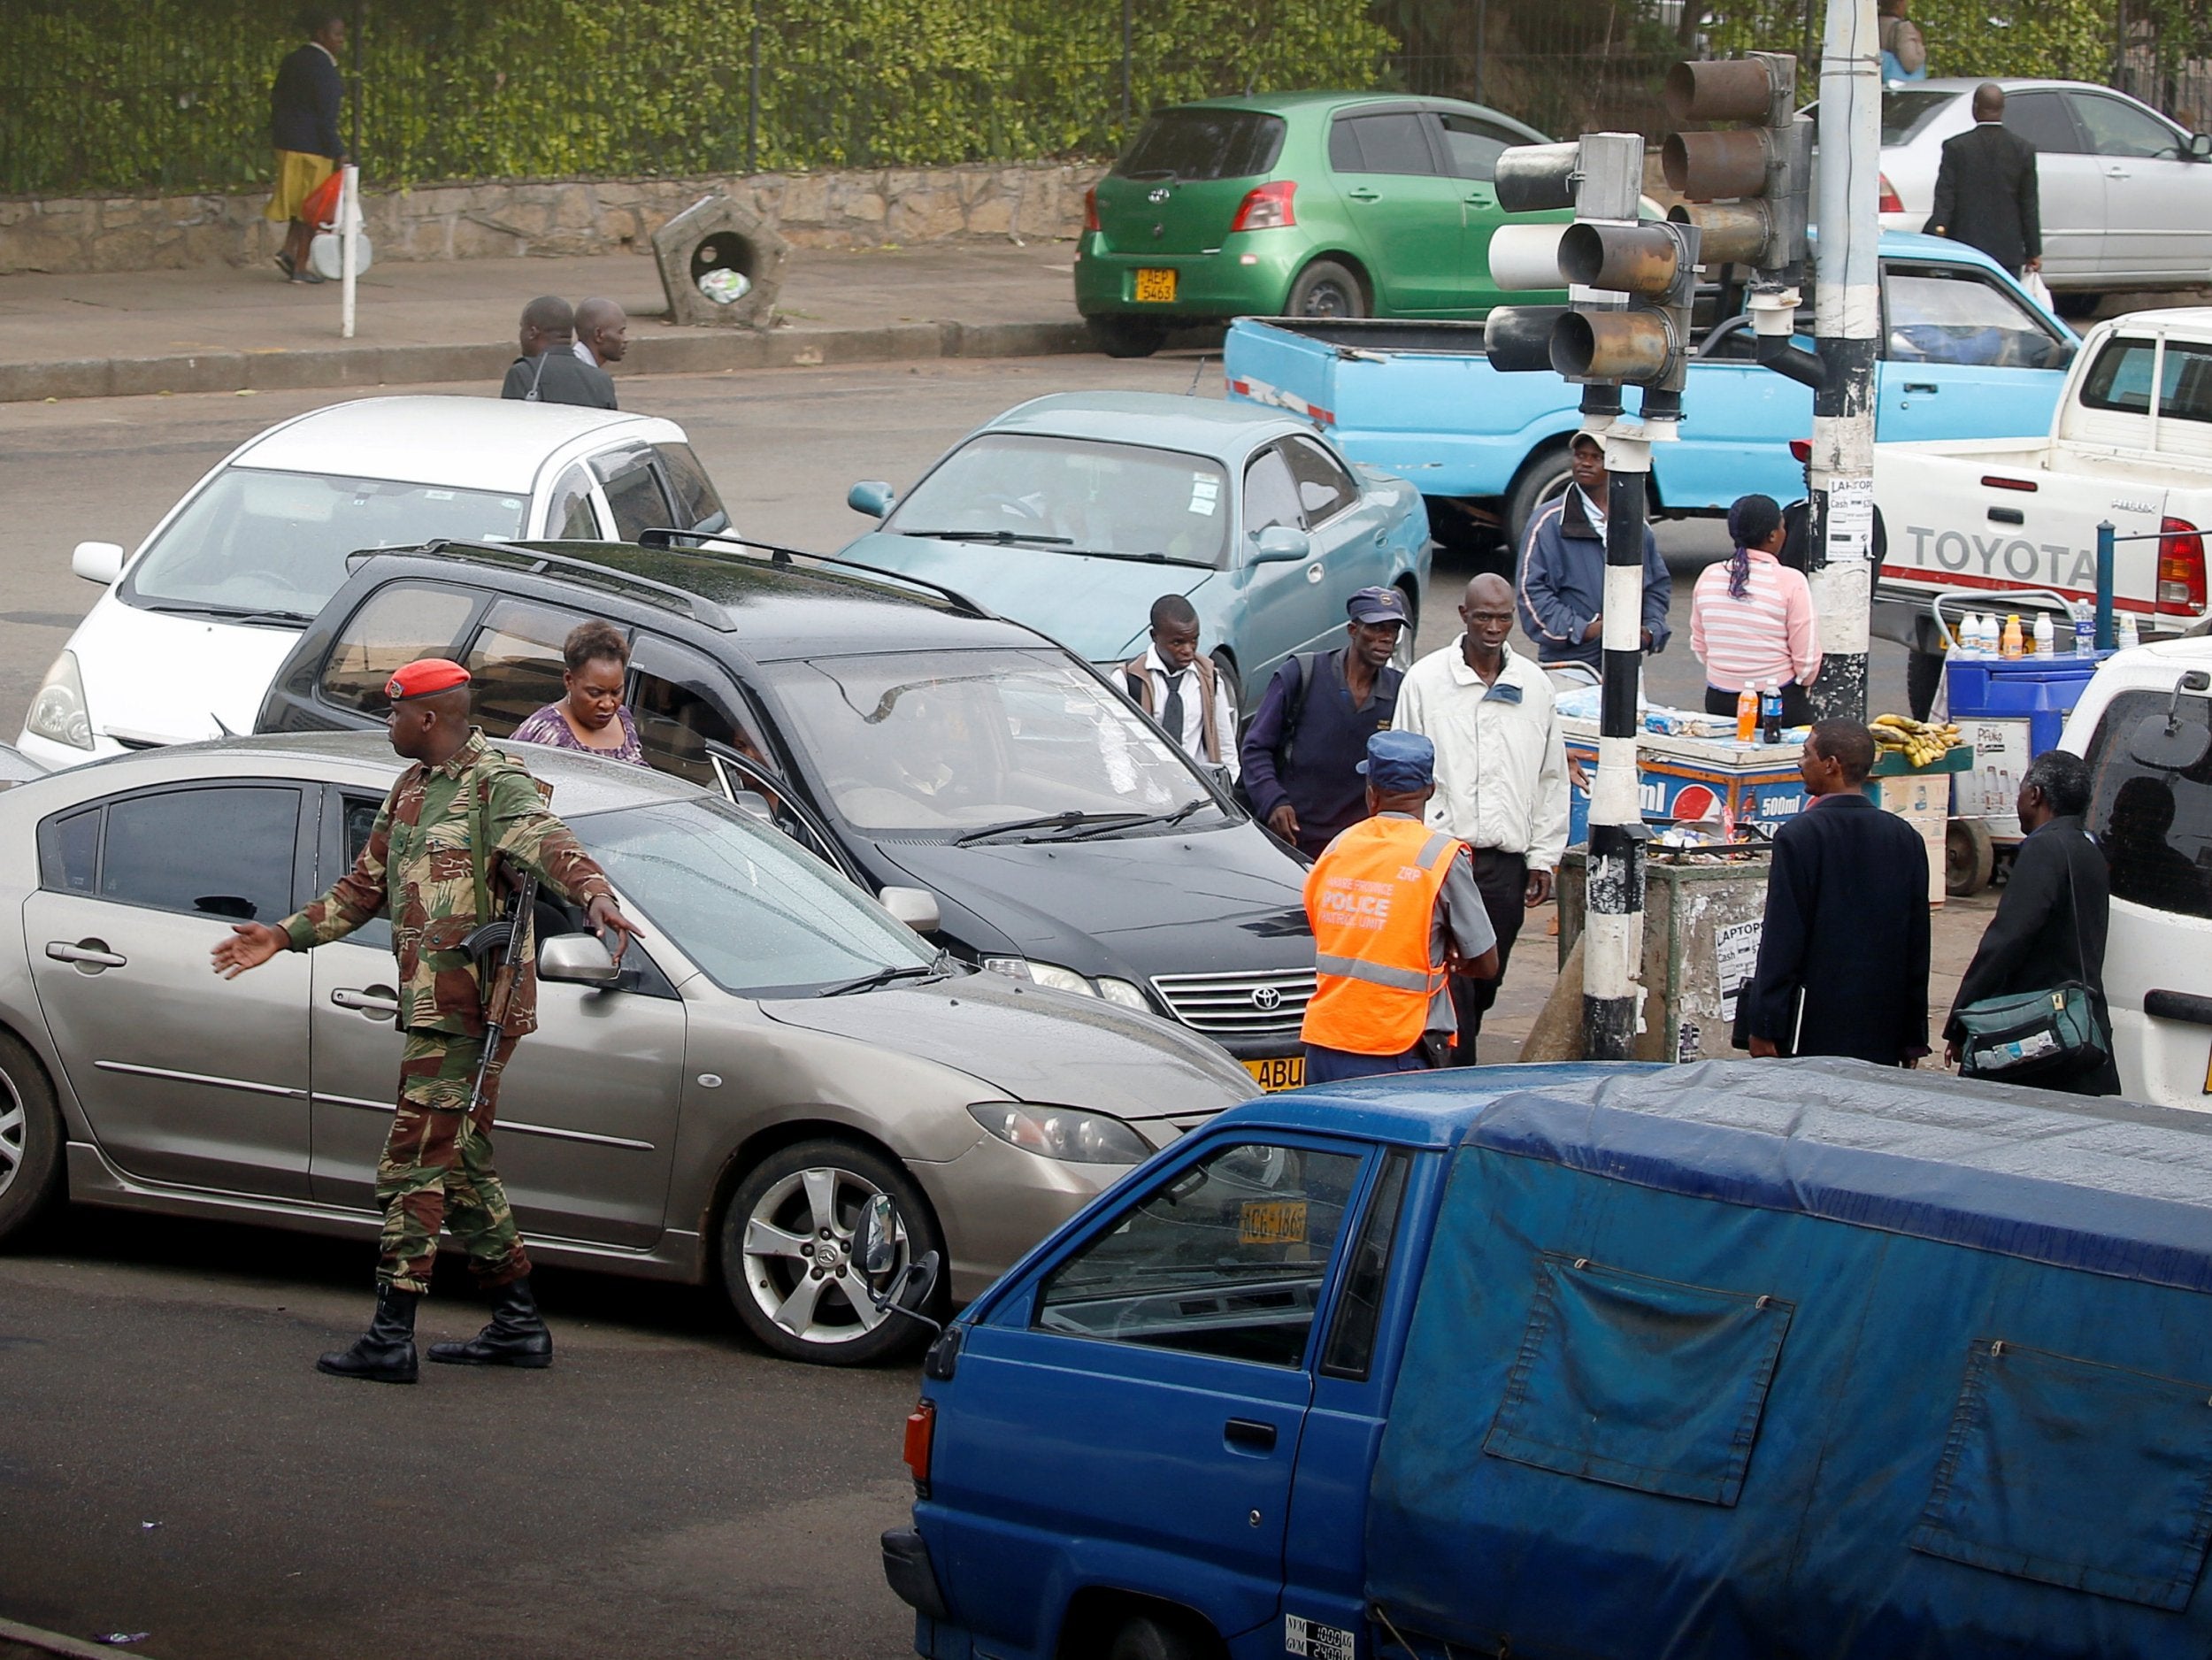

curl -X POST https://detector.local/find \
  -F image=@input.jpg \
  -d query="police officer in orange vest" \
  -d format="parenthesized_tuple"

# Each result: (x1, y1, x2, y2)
(1302, 731, 1501, 1084)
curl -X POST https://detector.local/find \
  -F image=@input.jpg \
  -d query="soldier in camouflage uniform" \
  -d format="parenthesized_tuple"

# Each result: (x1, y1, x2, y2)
(212, 657, 638, 1384)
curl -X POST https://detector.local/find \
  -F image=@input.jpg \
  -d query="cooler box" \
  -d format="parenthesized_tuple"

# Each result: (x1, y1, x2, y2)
(1563, 719, 1809, 846)
(1945, 655, 2109, 837)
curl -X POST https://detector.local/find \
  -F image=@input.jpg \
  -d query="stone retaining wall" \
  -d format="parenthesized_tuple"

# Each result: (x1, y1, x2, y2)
(0, 161, 1105, 276)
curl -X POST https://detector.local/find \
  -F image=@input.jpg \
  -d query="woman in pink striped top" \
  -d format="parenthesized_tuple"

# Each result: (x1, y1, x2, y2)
(1690, 494, 1822, 727)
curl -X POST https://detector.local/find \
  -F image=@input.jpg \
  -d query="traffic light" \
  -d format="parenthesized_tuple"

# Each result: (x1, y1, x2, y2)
(1662, 52, 1811, 281)
(1483, 131, 1698, 414)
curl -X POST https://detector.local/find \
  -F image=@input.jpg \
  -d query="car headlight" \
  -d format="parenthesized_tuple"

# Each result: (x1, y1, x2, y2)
(1094, 977, 1151, 1011)
(26, 650, 92, 750)
(980, 958, 1151, 1011)
(967, 1101, 1152, 1164)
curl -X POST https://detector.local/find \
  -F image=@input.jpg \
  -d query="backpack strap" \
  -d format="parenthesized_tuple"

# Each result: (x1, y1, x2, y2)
(1277, 652, 1322, 772)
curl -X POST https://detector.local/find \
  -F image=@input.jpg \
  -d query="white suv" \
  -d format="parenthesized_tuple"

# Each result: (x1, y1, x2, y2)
(2064, 636, 2212, 1107)
(19, 396, 730, 769)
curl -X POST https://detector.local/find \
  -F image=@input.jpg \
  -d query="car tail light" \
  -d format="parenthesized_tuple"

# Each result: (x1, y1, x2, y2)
(1231, 181, 1296, 233)
(903, 1400, 936, 1487)
(2157, 516, 2206, 612)
(1878, 173, 1903, 215)
(1083, 186, 1101, 234)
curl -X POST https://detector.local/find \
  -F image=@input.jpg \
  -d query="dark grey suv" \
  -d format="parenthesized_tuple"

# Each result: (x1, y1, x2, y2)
(257, 536, 1317, 1089)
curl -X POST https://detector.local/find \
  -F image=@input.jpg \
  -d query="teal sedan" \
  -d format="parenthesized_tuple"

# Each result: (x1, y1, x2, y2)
(841, 393, 1431, 714)
(1075, 92, 1571, 358)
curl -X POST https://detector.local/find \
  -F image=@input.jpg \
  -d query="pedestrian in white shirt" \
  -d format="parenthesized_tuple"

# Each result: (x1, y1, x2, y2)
(1122, 595, 1238, 779)
(1394, 573, 1571, 1062)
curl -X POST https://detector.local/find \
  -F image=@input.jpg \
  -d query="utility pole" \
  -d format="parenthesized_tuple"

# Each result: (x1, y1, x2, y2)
(1488, 132, 1686, 1059)
(1805, 0, 1882, 718)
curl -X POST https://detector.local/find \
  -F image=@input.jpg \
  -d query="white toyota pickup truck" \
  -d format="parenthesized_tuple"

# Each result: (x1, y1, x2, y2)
(1875, 307, 2212, 649)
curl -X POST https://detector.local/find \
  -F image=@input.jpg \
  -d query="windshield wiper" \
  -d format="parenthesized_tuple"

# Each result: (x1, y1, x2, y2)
(816, 961, 946, 998)
(142, 602, 318, 626)
(1051, 798, 1214, 841)
(900, 529, 1073, 546)
(954, 810, 1149, 847)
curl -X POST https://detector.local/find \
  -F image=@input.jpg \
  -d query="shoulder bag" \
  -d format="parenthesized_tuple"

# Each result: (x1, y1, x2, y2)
(1954, 842, 2107, 1080)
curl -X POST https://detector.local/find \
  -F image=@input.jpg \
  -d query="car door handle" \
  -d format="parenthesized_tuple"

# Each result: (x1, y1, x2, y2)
(1225, 1418, 1279, 1453)
(1306, 562, 1325, 584)
(2107, 166, 2131, 180)
(46, 940, 126, 970)
(1347, 188, 1380, 202)
(1903, 382, 1939, 394)
(331, 986, 401, 1018)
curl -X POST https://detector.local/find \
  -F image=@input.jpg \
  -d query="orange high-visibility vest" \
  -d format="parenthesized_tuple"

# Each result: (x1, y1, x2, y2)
(1301, 815, 1459, 1056)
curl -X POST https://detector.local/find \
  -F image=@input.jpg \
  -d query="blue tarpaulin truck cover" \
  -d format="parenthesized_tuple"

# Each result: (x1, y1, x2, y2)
(1365, 1058, 2212, 1659)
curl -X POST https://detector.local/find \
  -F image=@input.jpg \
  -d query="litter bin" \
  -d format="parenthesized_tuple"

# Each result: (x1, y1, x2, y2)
(1556, 846, 1772, 1064)
(1943, 654, 2109, 894)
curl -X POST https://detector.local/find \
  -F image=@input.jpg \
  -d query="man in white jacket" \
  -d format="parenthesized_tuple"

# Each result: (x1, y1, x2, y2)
(1394, 573, 1571, 1062)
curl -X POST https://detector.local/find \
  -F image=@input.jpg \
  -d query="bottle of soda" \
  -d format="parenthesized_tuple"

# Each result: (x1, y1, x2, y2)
(1735, 685, 1758, 743)
(1760, 683, 1784, 745)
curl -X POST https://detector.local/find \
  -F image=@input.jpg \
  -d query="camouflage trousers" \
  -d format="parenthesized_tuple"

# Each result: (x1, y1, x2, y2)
(375, 1030, 528, 1295)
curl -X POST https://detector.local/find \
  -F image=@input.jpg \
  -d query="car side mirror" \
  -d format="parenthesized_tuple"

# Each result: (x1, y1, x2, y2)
(879, 885, 941, 933)
(848, 480, 896, 519)
(858, 1193, 898, 1276)
(2190, 132, 2212, 161)
(537, 932, 621, 987)
(730, 788, 774, 823)
(1250, 525, 1311, 565)
(73, 542, 125, 585)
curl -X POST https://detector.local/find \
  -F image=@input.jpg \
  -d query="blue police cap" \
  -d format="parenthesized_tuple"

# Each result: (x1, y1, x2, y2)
(1347, 585, 1409, 625)
(1356, 729, 1435, 793)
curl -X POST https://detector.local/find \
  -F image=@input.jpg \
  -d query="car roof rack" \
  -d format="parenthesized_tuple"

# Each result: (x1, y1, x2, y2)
(351, 540, 740, 630)
(634, 526, 993, 620)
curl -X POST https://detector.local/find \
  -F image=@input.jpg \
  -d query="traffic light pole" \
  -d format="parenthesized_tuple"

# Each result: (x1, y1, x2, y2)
(1585, 428, 1654, 1061)
(1805, 0, 1882, 720)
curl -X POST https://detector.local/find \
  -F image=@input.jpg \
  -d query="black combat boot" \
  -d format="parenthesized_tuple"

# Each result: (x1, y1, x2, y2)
(427, 1274, 553, 1369)
(316, 1285, 420, 1384)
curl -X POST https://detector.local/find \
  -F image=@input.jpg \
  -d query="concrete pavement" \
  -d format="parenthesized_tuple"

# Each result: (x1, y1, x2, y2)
(0, 242, 1124, 403)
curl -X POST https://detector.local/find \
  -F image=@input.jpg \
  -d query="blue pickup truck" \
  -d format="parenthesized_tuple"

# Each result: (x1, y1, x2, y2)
(1224, 232, 2078, 555)
(882, 1058, 2212, 1660)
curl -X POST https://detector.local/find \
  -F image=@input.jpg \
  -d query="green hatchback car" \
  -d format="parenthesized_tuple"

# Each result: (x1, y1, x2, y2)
(1076, 91, 1570, 357)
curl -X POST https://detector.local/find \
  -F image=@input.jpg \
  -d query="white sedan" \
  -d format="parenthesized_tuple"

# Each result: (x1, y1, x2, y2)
(1828, 78, 2212, 309)
(19, 396, 732, 769)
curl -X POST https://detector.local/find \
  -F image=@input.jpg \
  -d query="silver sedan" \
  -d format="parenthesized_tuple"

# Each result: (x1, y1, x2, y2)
(1851, 79, 2212, 304)
(0, 734, 1257, 1364)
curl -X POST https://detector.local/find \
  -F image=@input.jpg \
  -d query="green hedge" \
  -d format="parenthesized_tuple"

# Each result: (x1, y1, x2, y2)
(3, 0, 1396, 196)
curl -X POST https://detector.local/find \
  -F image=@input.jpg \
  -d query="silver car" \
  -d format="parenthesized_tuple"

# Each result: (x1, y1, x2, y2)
(0, 734, 1256, 1364)
(1847, 79, 2212, 306)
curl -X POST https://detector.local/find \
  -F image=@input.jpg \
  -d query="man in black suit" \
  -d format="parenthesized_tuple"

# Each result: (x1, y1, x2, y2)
(1926, 82, 2042, 277)
(1740, 719, 1932, 1065)
(1945, 750, 2122, 1095)
(500, 296, 618, 411)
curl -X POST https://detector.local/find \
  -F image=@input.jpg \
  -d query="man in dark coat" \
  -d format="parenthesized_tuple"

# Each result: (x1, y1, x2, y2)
(1945, 750, 2122, 1095)
(1517, 431, 1671, 688)
(1740, 719, 1932, 1065)
(1926, 82, 2042, 277)
(501, 296, 618, 411)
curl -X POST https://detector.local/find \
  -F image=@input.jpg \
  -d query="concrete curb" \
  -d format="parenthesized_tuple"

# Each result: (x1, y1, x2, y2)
(0, 1615, 157, 1660)
(0, 317, 1094, 404)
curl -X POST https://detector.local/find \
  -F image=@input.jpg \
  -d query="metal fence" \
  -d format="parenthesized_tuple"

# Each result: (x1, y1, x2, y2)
(7, 0, 2204, 200)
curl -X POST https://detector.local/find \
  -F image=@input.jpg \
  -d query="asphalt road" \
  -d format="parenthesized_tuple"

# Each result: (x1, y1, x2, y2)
(0, 348, 1910, 739)
(0, 349, 1910, 1659)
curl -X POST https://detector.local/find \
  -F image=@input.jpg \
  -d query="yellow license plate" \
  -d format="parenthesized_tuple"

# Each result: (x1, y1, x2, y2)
(1243, 1055, 1304, 1092)
(1133, 267, 1178, 303)
(1240, 1198, 1309, 1246)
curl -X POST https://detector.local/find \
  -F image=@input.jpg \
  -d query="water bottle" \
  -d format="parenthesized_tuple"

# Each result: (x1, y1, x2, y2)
(2032, 613, 2055, 657)
(2073, 602, 2095, 655)
(1760, 682, 1784, 745)
(2118, 612, 2140, 650)
(1735, 685, 1758, 743)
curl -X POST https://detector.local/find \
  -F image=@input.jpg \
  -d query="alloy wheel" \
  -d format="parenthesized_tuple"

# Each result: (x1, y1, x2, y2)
(739, 1164, 910, 1348)
(0, 1070, 24, 1202)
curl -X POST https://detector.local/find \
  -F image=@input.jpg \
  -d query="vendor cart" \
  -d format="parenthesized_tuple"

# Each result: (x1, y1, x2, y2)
(1930, 590, 2113, 895)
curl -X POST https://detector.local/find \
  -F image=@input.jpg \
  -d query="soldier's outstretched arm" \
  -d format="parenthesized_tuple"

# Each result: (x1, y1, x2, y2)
(212, 791, 395, 977)
(484, 771, 640, 960)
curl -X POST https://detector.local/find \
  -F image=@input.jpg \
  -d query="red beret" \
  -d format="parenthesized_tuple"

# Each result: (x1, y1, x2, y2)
(385, 658, 471, 702)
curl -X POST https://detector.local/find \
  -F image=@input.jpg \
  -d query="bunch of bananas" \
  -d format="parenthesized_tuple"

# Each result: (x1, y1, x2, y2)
(1871, 713, 1961, 767)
